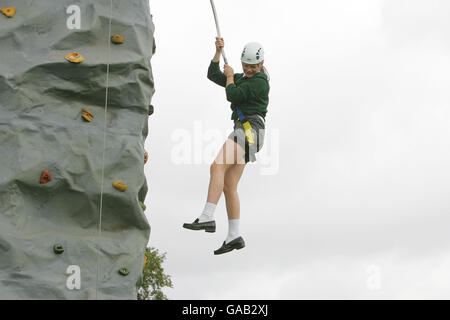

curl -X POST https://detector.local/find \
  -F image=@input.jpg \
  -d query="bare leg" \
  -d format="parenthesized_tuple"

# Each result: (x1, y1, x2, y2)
(223, 164, 246, 220)
(206, 139, 246, 205)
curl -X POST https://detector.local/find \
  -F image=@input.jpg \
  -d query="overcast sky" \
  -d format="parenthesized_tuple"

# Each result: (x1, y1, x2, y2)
(144, 0, 450, 299)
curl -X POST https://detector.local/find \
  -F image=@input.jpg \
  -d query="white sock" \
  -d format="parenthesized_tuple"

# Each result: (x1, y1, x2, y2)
(198, 202, 216, 222)
(226, 219, 240, 244)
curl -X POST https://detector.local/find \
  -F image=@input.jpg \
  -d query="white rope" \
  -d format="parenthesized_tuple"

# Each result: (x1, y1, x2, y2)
(209, 0, 228, 65)
(96, 0, 113, 300)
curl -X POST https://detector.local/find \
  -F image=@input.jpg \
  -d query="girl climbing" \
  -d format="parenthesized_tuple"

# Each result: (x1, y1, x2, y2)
(183, 37, 270, 255)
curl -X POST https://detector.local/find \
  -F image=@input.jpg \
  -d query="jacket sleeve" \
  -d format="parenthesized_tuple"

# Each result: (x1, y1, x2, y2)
(225, 81, 253, 104)
(207, 61, 226, 87)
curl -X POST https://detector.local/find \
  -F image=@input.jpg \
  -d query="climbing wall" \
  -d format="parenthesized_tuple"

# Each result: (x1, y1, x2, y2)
(0, 0, 155, 299)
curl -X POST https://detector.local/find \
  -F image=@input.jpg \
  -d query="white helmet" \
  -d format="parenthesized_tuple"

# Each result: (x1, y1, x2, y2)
(241, 42, 264, 64)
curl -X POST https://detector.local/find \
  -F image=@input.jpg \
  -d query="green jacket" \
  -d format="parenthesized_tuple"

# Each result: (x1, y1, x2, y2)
(207, 60, 270, 121)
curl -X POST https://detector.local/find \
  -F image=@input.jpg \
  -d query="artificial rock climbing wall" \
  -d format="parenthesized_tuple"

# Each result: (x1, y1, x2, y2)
(0, 0, 155, 299)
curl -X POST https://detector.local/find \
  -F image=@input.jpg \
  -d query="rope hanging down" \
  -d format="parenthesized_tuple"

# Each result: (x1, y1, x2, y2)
(96, 0, 114, 300)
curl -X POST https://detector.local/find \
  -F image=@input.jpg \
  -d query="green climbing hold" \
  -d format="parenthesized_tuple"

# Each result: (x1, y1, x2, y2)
(53, 244, 64, 254)
(139, 201, 146, 211)
(119, 268, 129, 276)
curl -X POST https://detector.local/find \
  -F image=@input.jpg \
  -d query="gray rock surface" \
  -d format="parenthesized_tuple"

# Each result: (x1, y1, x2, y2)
(0, 0, 155, 299)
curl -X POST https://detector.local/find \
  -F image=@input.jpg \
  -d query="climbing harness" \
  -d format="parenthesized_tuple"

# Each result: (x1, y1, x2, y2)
(209, 0, 255, 146)
(236, 108, 255, 146)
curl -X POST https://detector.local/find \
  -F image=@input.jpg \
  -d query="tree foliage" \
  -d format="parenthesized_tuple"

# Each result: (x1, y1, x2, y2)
(137, 247, 173, 300)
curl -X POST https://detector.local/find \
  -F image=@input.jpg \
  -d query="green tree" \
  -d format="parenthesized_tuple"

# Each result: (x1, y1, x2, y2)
(137, 247, 173, 300)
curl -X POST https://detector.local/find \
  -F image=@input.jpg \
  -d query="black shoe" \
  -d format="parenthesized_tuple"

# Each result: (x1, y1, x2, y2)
(183, 218, 216, 233)
(214, 237, 245, 255)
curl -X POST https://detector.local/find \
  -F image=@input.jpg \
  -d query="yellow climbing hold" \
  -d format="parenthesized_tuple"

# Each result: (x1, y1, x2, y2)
(81, 108, 93, 122)
(1, 7, 16, 18)
(111, 34, 124, 44)
(65, 52, 85, 64)
(113, 180, 128, 192)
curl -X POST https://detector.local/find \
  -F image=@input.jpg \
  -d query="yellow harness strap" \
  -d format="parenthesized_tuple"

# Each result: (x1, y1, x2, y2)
(235, 119, 255, 146)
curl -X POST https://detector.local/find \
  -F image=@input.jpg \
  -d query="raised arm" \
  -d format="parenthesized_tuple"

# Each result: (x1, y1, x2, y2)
(212, 37, 223, 63)
(207, 37, 227, 87)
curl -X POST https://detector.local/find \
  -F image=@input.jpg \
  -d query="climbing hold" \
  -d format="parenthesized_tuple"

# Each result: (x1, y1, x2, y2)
(113, 180, 128, 192)
(119, 268, 129, 276)
(143, 255, 148, 269)
(111, 34, 124, 44)
(65, 52, 85, 64)
(139, 201, 146, 211)
(144, 150, 148, 164)
(81, 108, 94, 122)
(40, 170, 52, 184)
(53, 244, 64, 254)
(148, 105, 154, 116)
(1, 7, 16, 18)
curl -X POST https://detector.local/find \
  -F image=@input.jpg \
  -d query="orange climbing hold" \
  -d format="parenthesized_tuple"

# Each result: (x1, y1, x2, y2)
(40, 170, 52, 184)
(81, 108, 93, 122)
(113, 180, 128, 192)
(111, 34, 124, 44)
(143, 255, 148, 269)
(1, 7, 16, 18)
(65, 52, 85, 63)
